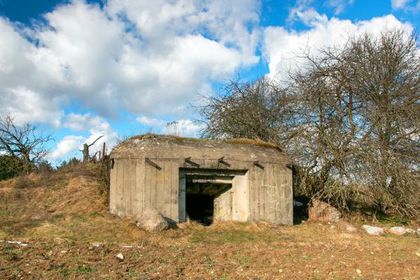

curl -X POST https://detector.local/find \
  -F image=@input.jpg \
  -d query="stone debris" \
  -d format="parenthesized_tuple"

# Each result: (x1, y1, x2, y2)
(388, 226, 409, 236)
(120, 245, 143, 249)
(90, 242, 102, 247)
(345, 224, 357, 233)
(6, 241, 29, 247)
(308, 199, 341, 223)
(136, 208, 169, 232)
(116, 253, 124, 261)
(89, 242, 102, 250)
(361, 225, 384, 236)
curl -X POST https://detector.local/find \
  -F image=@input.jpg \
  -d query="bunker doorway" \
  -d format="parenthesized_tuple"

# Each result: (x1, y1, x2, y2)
(179, 168, 248, 225)
(185, 174, 232, 225)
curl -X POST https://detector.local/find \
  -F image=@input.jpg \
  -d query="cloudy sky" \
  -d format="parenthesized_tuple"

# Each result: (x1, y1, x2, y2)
(0, 0, 419, 163)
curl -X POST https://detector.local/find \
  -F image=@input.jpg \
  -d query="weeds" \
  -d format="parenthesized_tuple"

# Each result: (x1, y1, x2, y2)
(57, 265, 70, 278)
(75, 264, 93, 274)
(3, 246, 23, 261)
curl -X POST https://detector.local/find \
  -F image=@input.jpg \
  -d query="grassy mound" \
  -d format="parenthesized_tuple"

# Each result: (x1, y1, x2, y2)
(0, 164, 141, 242)
(0, 164, 419, 279)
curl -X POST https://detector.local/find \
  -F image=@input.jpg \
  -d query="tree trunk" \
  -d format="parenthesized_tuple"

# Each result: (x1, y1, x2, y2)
(82, 143, 89, 163)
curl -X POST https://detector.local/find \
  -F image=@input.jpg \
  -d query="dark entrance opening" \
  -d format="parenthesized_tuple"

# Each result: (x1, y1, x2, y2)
(185, 174, 232, 225)
(186, 193, 214, 225)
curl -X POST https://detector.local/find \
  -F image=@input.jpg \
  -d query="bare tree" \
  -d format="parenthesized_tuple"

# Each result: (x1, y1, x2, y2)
(344, 30, 420, 216)
(200, 29, 420, 218)
(286, 30, 419, 216)
(0, 115, 52, 173)
(201, 78, 293, 144)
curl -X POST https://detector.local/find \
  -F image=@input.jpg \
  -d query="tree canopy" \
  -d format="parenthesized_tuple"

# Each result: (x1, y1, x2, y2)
(201, 29, 420, 218)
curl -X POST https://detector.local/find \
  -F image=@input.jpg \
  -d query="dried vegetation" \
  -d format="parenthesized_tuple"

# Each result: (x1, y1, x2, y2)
(0, 165, 419, 279)
(201, 30, 420, 219)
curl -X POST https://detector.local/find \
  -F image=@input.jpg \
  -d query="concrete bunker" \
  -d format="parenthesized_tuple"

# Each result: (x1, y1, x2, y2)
(109, 135, 293, 225)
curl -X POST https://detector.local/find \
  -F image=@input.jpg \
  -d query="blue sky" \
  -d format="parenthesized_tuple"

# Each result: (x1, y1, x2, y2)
(0, 0, 419, 163)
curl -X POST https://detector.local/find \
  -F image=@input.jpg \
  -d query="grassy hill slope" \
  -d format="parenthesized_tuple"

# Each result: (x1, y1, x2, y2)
(0, 165, 419, 279)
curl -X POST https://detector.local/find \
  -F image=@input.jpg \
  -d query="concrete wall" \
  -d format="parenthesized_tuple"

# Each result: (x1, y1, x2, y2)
(110, 136, 293, 225)
(248, 164, 293, 224)
(110, 158, 145, 218)
(213, 171, 249, 222)
(110, 158, 181, 221)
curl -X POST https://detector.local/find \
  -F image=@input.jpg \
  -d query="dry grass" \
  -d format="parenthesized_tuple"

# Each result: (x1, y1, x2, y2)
(0, 166, 419, 279)
(0, 164, 140, 243)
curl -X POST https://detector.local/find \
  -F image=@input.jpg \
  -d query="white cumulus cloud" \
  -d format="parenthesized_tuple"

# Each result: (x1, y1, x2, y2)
(264, 14, 414, 81)
(48, 113, 119, 162)
(47, 135, 85, 162)
(163, 119, 205, 137)
(137, 116, 166, 128)
(391, 0, 420, 11)
(327, 0, 354, 14)
(392, 0, 411, 9)
(0, 0, 260, 124)
(0, 87, 62, 126)
(137, 116, 204, 137)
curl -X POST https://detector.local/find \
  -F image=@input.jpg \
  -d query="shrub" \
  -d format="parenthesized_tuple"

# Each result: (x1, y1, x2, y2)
(0, 155, 25, 180)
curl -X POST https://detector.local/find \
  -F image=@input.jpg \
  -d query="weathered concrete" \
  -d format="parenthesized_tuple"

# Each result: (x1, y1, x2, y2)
(109, 134, 293, 225)
(136, 208, 169, 232)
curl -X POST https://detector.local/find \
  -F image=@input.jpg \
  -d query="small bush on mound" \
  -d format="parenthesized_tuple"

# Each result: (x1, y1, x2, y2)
(57, 157, 82, 171)
(36, 161, 54, 174)
(0, 155, 25, 180)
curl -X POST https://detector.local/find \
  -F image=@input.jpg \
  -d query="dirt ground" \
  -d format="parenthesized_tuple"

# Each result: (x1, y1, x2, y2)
(0, 165, 419, 279)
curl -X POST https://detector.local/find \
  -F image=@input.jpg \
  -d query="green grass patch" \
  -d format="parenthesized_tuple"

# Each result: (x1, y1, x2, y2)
(75, 264, 94, 275)
(377, 214, 410, 225)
